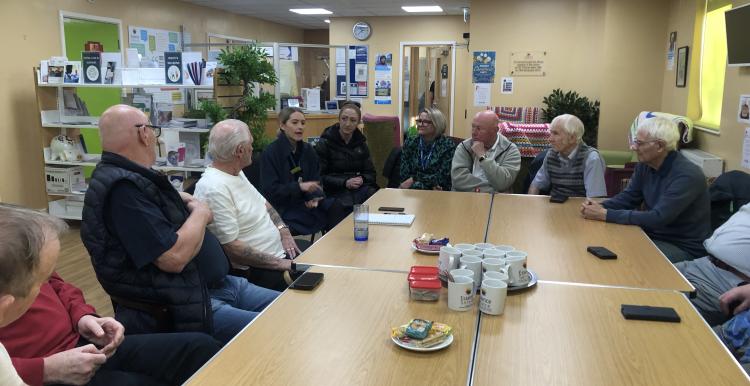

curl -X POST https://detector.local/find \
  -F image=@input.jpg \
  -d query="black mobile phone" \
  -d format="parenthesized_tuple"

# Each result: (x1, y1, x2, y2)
(289, 271, 324, 291)
(378, 206, 405, 212)
(621, 304, 681, 323)
(587, 246, 617, 259)
(549, 194, 568, 204)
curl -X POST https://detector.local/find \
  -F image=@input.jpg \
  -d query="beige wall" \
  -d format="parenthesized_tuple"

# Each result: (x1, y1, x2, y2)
(329, 16, 471, 137)
(660, 0, 750, 171)
(0, 0, 304, 209)
(469, 0, 671, 150)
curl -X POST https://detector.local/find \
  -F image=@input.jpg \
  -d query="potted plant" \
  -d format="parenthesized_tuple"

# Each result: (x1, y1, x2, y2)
(217, 45, 279, 151)
(541, 89, 600, 147)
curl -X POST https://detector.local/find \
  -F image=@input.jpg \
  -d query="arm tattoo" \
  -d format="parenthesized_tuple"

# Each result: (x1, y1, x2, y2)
(266, 205, 285, 228)
(233, 244, 280, 269)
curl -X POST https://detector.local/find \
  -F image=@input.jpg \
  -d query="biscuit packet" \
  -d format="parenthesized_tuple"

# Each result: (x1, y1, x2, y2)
(391, 321, 453, 348)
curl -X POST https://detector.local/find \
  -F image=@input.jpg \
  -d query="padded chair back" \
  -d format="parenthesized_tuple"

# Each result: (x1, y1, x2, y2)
(362, 114, 400, 188)
(709, 170, 750, 230)
(523, 149, 549, 194)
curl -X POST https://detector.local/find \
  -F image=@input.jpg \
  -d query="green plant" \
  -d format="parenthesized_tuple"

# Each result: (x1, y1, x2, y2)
(218, 45, 279, 151)
(199, 100, 228, 125)
(541, 89, 601, 147)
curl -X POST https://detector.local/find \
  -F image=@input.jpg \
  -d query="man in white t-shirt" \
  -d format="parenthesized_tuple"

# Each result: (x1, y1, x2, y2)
(194, 119, 303, 290)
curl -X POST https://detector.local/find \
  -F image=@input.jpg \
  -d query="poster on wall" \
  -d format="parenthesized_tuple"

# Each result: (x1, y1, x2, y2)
(336, 45, 368, 98)
(374, 53, 392, 105)
(474, 83, 491, 106)
(472, 51, 496, 83)
(128, 26, 183, 66)
(510, 51, 546, 76)
(738, 95, 750, 124)
(667, 31, 677, 70)
(501, 77, 514, 94)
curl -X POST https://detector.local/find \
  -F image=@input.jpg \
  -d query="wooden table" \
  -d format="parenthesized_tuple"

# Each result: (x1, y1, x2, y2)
(486, 195, 694, 292)
(187, 266, 479, 385)
(296, 189, 493, 272)
(472, 282, 749, 385)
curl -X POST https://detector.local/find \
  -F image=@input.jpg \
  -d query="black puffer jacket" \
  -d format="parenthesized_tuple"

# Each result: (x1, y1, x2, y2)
(315, 124, 378, 197)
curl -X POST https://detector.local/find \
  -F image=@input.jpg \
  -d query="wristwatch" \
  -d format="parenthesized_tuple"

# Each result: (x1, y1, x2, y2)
(277, 224, 289, 231)
(290, 261, 297, 272)
(478, 155, 486, 162)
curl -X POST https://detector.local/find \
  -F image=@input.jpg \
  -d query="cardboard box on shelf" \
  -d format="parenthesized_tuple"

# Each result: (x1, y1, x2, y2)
(45, 165, 85, 194)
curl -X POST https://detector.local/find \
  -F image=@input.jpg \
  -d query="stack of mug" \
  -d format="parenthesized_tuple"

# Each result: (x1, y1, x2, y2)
(440, 243, 531, 316)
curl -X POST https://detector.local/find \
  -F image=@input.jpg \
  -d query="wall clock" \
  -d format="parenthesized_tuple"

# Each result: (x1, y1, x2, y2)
(352, 21, 372, 41)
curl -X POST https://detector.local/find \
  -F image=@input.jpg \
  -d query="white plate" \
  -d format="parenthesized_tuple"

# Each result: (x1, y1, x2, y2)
(411, 242, 450, 255)
(391, 333, 454, 352)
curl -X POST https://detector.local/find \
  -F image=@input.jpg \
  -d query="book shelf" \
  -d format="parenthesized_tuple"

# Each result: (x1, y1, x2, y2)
(34, 68, 213, 220)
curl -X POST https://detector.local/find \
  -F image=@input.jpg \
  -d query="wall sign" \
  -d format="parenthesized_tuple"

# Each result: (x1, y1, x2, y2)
(510, 51, 546, 76)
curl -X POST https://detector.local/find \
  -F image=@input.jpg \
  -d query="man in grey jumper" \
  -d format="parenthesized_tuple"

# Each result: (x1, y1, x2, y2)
(451, 110, 521, 193)
(580, 117, 710, 263)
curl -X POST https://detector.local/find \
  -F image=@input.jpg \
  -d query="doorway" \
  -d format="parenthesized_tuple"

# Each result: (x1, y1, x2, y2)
(399, 42, 455, 137)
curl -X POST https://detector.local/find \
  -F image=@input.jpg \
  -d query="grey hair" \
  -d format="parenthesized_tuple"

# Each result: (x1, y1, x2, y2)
(550, 114, 585, 143)
(0, 204, 67, 297)
(208, 119, 251, 163)
(638, 117, 679, 151)
(421, 107, 448, 136)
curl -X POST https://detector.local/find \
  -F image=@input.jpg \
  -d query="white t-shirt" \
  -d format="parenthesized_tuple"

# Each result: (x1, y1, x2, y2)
(0, 343, 26, 386)
(194, 167, 285, 258)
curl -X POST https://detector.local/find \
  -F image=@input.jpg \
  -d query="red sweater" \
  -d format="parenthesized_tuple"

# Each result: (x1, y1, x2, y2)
(0, 273, 96, 386)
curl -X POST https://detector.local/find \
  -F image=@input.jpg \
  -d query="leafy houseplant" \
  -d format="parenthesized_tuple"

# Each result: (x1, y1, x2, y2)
(541, 89, 601, 148)
(218, 45, 279, 151)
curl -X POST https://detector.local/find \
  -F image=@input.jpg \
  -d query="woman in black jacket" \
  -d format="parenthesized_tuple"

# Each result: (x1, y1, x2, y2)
(260, 107, 330, 235)
(315, 103, 378, 224)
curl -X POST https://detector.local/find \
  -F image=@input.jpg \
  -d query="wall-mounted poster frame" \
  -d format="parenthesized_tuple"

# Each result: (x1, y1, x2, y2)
(676, 46, 689, 88)
(336, 45, 368, 98)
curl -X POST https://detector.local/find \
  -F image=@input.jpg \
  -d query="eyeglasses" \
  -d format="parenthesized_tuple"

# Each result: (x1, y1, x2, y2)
(416, 119, 433, 126)
(631, 139, 660, 148)
(135, 123, 161, 138)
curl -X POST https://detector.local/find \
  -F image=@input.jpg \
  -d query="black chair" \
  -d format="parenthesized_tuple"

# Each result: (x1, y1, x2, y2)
(709, 170, 750, 230)
(382, 147, 402, 188)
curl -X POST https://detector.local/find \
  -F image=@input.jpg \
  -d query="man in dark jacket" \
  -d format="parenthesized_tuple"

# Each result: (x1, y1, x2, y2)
(581, 117, 710, 263)
(81, 105, 279, 344)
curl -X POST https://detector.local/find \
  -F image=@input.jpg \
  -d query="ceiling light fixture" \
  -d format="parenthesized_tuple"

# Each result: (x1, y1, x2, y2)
(290, 8, 332, 15)
(401, 5, 443, 13)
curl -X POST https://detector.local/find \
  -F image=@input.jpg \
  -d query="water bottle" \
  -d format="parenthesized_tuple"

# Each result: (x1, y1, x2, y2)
(353, 204, 369, 241)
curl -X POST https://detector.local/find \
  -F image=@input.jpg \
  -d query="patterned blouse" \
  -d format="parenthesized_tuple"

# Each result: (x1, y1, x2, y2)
(399, 134, 456, 190)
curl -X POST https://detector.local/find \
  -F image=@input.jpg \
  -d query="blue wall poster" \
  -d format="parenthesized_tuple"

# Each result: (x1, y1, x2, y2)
(472, 51, 496, 84)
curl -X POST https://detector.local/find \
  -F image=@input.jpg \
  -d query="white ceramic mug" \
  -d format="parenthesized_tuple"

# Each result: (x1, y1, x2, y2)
(454, 243, 477, 253)
(493, 245, 515, 254)
(459, 254, 483, 288)
(438, 246, 462, 280)
(479, 279, 508, 315)
(505, 251, 530, 286)
(482, 258, 505, 274)
(474, 242, 495, 251)
(450, 268, 474, 280)
(448, 276, 474, 311)
(483, 270, 509, 284)
(482, 248, 507, 260)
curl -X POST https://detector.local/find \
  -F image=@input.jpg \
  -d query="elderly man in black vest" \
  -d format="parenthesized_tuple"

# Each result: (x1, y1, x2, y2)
(81, 105, 280, 344)
(528, 114, 607, 198)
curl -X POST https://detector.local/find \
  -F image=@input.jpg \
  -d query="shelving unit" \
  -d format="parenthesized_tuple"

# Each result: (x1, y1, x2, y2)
(35, 67, 213, 220)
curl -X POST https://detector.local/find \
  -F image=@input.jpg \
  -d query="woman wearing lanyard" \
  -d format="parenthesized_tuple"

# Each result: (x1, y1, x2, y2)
(399, 107, 456, 190)
(315, 102, 378, 226)
(260, 107, 329, 235)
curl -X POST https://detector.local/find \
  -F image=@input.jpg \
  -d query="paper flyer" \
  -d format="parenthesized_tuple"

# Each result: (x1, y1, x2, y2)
(474, 83, 490, 106)
(738, 95, 750, 124)
(374, 53, 392, 105)
(472, 51, 496, 83)
(501, 77, 514, 94)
